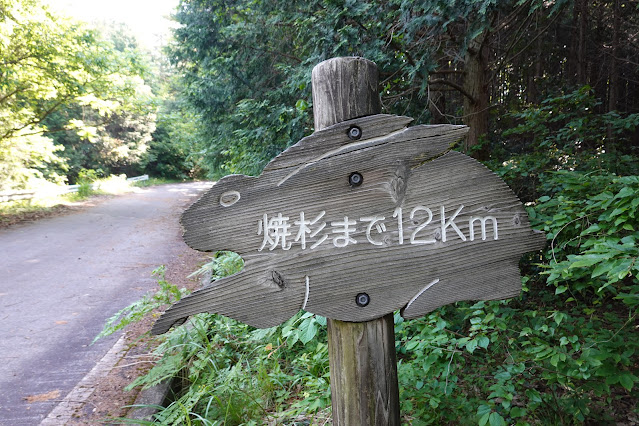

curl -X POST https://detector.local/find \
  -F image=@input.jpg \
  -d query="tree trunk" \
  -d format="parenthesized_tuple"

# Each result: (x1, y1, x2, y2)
(568, 0, 588, 86)
(609, 0, 619, 113)
(528, 11, 543, 104)
(577, 0, 588, 85)
(607, 0, 620, 143)
(463, 32, 490, 160)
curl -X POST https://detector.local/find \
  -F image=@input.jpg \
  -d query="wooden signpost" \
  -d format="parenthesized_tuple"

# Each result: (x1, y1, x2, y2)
(152, 57, 545, 425)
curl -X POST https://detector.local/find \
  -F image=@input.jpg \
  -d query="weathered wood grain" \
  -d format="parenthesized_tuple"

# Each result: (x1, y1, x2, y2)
(151, 114, 545, 334)
(314, 56, 399, 426)
(179, 116, 468, 255)
(328, 314, 400, 425)
(312, 57, 381, 131)
(263, 114, 413, 173)
(151, 57, 545, 338)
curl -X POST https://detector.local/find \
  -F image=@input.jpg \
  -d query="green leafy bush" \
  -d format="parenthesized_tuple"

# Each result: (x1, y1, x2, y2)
(535, 172, 639, 305)
(110, 170, 639, 424)
(94, 266, 188, 343)
(75, 168, 102, 198)
(127, 311, 331, 425)
(493, 87, 639, 201)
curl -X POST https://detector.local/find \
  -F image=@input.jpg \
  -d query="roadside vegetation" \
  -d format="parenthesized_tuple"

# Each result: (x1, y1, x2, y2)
(4, 0, 639, 424)
(1, 0, 199, 223)
(0, 173, 180, 227)
(0, 0, 199, 194)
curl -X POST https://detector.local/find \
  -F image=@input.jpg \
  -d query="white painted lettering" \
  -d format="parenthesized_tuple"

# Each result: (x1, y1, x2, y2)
(295, 211, 327, 249)
(410, 206, 436, 245)
(440, 205, 467, 242)
(360, 216, 387, 246)
(469, 216, 498, 241)
(257, 204, 500, 250)
(258, 213, 292, 251)
(331, 217, 357, 247)
(393, 207, 404, 245)
(302, 276, 310, 310)
(406, 278, 440, 310)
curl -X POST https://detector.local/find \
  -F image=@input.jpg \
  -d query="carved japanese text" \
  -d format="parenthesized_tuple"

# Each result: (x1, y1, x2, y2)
(257, 205, 499, 251)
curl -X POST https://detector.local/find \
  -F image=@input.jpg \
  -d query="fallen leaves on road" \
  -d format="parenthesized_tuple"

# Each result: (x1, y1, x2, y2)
(24, 390, 61, 403)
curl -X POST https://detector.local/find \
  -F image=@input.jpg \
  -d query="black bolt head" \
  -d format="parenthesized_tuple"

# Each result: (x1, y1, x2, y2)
(356, 292, 370, 307)
(347, 126, 362, 140)
(349, 172, 363, 187)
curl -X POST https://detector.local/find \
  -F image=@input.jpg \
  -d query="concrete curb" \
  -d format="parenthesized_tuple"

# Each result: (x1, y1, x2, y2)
(41, 334, 129, 425)
(126, 379, 173, 422)
(126, 268, 212, 422)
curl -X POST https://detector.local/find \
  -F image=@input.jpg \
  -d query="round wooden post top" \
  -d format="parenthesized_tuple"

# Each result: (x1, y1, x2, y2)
(311, 57, 381, 131)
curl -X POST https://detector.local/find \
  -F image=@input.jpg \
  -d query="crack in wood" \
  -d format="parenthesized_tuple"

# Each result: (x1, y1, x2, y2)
(411, 146, 457, 170)
(277, 127, 408, 187)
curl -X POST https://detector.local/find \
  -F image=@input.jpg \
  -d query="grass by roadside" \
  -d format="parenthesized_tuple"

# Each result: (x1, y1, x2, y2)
(90, 252, 334, 425)
(0, 176, 187, 228)
(130, 177, 184, 188)
(66, 250, 209, 425)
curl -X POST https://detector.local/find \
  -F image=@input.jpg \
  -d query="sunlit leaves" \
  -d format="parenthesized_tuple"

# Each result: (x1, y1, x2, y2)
(0, 0, 156, 188)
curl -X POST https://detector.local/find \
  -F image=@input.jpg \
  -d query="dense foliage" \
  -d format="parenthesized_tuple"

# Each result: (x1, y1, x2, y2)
(6, 0, 636, 423)
(0, 0, 197, 189)
(104, 0, 639, 424)
(0, 0, 158, 187)
(144, 70, 204, 180)
(167, 0, 638, 177)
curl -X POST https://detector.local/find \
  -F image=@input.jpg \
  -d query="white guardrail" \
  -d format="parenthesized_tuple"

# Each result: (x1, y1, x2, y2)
(0, 175, 149, 203)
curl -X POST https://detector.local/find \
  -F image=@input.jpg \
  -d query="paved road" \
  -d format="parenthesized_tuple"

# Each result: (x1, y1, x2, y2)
(0, 182, 211, 425)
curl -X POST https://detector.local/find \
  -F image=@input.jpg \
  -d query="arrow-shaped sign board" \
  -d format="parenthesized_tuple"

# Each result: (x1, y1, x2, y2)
(152, 114, 545, 334)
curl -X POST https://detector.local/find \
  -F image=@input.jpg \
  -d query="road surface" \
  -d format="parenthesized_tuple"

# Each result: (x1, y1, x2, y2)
(0, 182, 211, 425)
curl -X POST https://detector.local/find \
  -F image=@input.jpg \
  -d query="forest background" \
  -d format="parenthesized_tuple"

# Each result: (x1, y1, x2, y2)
(2, 0, 639, 424)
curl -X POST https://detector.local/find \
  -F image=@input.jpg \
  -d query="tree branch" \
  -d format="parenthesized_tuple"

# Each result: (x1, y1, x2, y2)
(431, 69, 464, 75)
(493, 0, 532, 33)
(243, 45, 302, 64)
(429, 78, 477, 104)
(0, 87, 27, 105)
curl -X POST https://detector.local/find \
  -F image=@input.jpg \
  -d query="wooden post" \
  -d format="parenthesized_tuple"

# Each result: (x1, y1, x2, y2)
(160, 56, 544, 425)
(312, 57, 401, 426)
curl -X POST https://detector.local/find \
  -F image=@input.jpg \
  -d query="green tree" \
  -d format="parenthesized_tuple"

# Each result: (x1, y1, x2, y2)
(143, 1, 639, 424)
(0, 0, 155, 188)
(42, 22, 157, 182)
(143, 74, 202, 180)
(167, 0, 575, 176)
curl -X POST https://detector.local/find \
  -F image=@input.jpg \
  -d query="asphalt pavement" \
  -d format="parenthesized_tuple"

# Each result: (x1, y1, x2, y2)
(0, 182, 211, 425)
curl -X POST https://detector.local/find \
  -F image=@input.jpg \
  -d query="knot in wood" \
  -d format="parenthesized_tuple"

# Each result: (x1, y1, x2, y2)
(271, 270, 287, 289)
(390, 164, 409, 205)
(513, 214, 521, 226)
